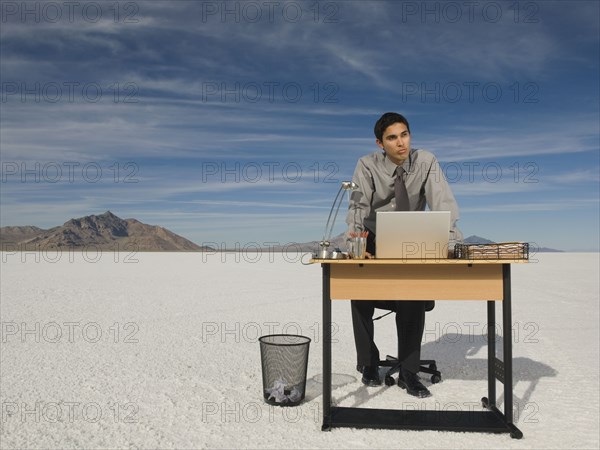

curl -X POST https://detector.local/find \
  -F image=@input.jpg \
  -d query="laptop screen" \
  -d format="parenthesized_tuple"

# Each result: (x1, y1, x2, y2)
(375, 211, 451, 259)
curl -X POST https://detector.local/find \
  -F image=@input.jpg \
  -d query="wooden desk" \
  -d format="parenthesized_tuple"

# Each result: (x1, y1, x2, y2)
(312, 258, 527, 439)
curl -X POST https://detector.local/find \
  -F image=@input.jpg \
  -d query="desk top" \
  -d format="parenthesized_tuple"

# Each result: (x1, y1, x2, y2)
(310, 258, 528, 265)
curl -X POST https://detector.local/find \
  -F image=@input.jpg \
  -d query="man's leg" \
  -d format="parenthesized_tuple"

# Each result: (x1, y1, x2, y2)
(395, 300, 431, 397)
(395, 300, 426, 373)
(350, 300, 380, 367)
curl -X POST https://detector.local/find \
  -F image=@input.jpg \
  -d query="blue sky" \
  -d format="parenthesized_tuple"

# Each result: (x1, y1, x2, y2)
(1, 0, 598, 251)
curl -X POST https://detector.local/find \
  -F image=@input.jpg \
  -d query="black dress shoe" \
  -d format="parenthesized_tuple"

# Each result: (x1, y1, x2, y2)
(361, 365, 382, 386)
(398, 368, 431, 398)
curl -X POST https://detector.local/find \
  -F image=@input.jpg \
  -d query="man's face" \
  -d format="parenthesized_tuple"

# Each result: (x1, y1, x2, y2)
(376, 122, 411, 165)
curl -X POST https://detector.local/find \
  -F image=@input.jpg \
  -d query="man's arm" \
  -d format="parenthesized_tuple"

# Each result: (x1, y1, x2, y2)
(424, 156, 464, 248)
(345, 158, 374, 252)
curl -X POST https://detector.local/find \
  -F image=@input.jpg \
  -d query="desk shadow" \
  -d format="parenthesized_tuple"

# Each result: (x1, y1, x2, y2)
(419, 333, 557, 422)
(307, 371, 392, 407)
(304, 373, 357, 402)
(312, 334, 557, 422)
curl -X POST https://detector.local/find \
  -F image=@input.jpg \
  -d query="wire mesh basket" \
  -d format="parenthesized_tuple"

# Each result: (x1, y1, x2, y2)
(454, 242, 529, 260)
(259, 334, 311, 406)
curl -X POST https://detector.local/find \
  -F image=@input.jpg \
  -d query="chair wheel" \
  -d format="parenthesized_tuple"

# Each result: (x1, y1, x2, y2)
(428, 363, 437, 371)
(384, 376, 395, 386)
(431, 374, 441, 384)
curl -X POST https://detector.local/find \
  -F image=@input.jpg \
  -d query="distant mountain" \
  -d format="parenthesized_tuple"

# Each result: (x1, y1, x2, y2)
(0, 211, 210, 251)
(463, 235, 496, 245)
(0, 225, 46, 242)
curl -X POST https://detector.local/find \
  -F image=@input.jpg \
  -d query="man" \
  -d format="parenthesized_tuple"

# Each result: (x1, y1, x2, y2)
(345, 112, 463, 398)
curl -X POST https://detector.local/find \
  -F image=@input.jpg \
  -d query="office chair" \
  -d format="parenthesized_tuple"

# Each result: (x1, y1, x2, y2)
(374, 302, 442, 386)
(358, 236, 442, 385)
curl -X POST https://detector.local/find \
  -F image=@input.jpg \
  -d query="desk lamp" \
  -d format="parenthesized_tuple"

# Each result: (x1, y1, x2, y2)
(317, 181, 359, 259)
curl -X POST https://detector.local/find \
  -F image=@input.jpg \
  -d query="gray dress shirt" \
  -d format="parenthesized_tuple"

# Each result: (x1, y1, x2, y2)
(345, 149, 463, 250)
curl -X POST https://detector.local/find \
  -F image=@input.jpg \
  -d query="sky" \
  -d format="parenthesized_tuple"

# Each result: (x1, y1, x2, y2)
(0, 0, 599, 251)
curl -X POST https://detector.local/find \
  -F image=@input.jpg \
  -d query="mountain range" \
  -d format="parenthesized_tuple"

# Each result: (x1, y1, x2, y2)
(1, 212, 562, 253)
(0, 211, 207, 251)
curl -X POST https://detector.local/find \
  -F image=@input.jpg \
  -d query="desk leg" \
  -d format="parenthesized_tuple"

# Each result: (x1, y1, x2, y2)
(502, 264, 523, 438)
(482, 264, 523, 439)
(322, 263, 332, 431)
(486, 300, 496, 407)
(502, 264, 513, 423)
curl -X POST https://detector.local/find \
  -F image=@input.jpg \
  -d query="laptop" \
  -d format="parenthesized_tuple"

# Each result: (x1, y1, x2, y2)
(375, 211, 451, 259)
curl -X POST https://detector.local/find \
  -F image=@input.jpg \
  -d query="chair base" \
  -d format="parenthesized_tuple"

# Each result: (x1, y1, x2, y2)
(380, 356, 442, 386)
(356, 357, 442, 385)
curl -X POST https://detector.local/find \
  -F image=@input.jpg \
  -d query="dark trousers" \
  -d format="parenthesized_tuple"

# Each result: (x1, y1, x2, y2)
(351, 300, 426, 374)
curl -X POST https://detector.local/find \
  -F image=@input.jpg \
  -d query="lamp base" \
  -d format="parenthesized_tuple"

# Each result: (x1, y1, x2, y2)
(316, 248, 330, 259)
(315, 248, 348, 260)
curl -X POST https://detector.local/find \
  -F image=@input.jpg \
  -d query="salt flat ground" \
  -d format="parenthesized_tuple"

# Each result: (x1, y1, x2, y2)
(1, 252, 598, 449)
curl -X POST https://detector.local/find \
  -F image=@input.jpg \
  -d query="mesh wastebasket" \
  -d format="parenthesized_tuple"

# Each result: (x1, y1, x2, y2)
(259, 334, 311, 406)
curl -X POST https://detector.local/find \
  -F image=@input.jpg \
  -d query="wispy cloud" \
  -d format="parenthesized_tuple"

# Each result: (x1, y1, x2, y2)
(1, 1, 598, 249)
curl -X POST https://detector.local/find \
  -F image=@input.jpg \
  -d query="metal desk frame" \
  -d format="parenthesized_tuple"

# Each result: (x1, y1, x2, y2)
(315, 258, 526, 439)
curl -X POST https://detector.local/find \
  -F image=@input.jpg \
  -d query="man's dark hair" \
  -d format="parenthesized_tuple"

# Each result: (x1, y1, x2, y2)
(374, 112, 411, 141)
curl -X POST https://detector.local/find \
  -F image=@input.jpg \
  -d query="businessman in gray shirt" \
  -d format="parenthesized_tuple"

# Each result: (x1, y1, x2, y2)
(345, 112, 463, 397)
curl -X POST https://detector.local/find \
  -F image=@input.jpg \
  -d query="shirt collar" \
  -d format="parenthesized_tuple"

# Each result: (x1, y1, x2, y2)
(383, 150, 413, 176)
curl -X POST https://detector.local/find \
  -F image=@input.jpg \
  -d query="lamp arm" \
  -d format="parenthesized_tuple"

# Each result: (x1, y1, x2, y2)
(321, 184, 345, 244)
(324, 190, 348, 244)
(318, 181, 358, 258)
